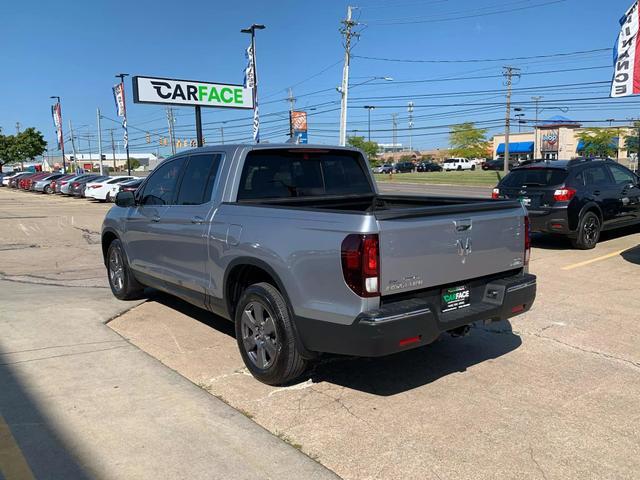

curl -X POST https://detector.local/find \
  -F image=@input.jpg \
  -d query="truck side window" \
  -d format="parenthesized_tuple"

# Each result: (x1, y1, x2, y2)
(176, 154, 222, 205)
(140, 158, 186, 206)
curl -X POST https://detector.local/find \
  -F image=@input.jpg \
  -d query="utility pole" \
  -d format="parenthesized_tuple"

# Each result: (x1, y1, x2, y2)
(220, 122, 225, 144)
(532, 96, 543, 158)
(166, 107, 176, 155)
(392, 113, 398, 149)
(503, 67, 520, 174)
(15, 122, 21, 134)
(97, 108, 104, 175)
(408, 102, 414, 151)
(109, 129, 117, 171)
(364, 106, 375, 141)
(87, 132, 93, 170)
(287, 87, 296, 140)
(339, 6, 358, 147)
(69, 120, 78, 172)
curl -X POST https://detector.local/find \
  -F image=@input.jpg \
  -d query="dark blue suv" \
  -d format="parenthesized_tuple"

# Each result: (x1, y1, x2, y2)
(493, 158, 640, 249)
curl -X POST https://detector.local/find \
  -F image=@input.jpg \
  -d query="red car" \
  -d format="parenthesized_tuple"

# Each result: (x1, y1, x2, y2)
(50, 174, 74, 194)
(21, 172, 49, 190)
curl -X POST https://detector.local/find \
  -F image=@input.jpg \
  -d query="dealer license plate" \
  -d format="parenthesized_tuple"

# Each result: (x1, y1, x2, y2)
(441, 285, 471, 313)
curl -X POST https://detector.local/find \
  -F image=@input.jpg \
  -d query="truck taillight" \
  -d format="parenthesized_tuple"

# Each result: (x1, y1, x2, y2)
(524, 216, 531, 266)
(341, 234, 380, 298)
(553, 188, 576, 202)
(491, 188, 500, 199)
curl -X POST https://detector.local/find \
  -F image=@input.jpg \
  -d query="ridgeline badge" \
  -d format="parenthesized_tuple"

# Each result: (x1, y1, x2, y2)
(133, 76, 253, 109)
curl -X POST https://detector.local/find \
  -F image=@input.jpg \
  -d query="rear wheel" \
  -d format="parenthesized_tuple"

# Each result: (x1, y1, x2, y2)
(571, 211, 601, 250)
(235, 282, 307, 385)
(107, 239, 144, 300)
(457, 165, 462, 171)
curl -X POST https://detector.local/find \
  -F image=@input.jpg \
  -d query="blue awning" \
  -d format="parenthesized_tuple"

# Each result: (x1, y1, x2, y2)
(496, 142, 534, 154)
(576, 137, 619, 152)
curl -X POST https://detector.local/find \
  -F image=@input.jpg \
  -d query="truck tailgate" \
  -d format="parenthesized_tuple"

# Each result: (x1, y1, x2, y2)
(377, 205, 526, 296)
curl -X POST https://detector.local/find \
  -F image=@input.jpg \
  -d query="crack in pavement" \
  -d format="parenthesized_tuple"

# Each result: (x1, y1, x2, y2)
(529, 445, 549, 480)
(0, 274, 108, 289)
(476, 325, 640, 372)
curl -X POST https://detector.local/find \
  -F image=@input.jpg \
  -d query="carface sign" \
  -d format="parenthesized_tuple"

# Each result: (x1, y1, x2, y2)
(132, 76, 253, 109)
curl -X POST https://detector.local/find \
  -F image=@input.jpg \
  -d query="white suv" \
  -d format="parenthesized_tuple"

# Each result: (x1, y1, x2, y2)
(442, 158, 476, 171)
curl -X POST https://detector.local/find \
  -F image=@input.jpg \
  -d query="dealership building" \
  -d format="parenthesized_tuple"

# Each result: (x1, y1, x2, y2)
(492, 116, 634, 162)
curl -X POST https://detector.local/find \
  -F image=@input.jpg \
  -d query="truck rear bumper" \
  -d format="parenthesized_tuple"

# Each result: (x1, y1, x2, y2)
(295, 272, 536, 357)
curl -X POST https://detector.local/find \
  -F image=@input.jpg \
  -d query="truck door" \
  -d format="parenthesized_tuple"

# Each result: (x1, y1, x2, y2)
(124, 157, 186, 280)
(155, 153, 223, 294)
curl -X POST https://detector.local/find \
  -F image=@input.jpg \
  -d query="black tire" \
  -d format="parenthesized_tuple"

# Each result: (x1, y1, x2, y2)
(571, 211, 601, 250)
(106, 192, 112, 203)
(106, 239, 145, 300)
(44, 185, 51, 194)
(235, 282, 307, 386)
(457, 165, 462, 171)
(471, 164, 476, 171)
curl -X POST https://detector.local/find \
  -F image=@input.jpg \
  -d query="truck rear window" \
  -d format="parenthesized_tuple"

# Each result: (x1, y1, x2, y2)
(501, 168, 567, 188)
(237, 150, 374, 200)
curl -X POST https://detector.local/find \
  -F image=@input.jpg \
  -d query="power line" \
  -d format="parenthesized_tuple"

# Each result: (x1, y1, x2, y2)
(352, 47, 611, 64)
(363, 0, 568, 25)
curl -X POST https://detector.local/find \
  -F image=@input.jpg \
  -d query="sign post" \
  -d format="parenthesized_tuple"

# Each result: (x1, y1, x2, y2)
(132, 76, 254, 149)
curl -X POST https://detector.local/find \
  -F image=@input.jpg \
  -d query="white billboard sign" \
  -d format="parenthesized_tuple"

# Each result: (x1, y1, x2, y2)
(132, 76, 253, 109)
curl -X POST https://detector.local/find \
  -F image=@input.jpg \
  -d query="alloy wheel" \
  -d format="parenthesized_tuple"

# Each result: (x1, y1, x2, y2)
(240, 301, 278, 370)
(583, 216, 600, 247)
(108, 248, 125, 292)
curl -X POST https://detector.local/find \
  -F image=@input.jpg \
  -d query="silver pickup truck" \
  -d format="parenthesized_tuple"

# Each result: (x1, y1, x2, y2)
(102, 145, 536, 385)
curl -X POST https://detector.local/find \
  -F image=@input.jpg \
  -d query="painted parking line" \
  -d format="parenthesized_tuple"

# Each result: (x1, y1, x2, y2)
(0, 415, 34, 480)
(562, 249, 626, 271)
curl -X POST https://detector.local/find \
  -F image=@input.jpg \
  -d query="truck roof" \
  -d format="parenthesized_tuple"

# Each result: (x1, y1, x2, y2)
(172, 143, 361, 156)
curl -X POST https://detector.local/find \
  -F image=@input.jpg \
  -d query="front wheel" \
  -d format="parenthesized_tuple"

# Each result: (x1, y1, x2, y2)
(107, 239, 145, 300)
(571, 211, 601, 250)
(235, 282, 307, 385)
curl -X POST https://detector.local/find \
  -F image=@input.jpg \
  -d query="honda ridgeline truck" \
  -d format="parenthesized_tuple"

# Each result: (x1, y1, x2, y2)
(102, 145, 536, 385)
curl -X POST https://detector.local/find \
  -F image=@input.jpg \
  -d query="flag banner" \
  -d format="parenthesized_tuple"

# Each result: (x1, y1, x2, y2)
(253, 105, 260, 143)
(51, 103, 64, 150)
(112, 82, 129, 149)
(244, 42, 259, 142)
(112, 82, 127, 117)
(612, 1, 640, 97)
(244, 45, 255, 89)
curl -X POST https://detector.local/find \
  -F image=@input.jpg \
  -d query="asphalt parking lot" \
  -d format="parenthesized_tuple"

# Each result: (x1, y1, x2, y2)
(2, 185, 640, 479)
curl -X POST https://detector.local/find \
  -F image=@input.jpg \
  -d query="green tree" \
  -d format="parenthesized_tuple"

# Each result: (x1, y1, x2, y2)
(623, 121, 640, 156)
(0, 128, 47, 171)
(347, 136, 379, 159)
(577, 128, 618, 158)
(129, 158, 141, 170)
(449, 122, 489, 158)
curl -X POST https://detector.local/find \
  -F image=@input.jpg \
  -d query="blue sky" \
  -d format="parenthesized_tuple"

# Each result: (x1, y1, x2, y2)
(1, 0, 638, 155)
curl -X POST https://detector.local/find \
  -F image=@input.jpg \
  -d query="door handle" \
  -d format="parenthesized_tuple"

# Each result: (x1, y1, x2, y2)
(593, 190, 601, 196)
(151, 216, 160, 223)
(191, 216, 204, 224)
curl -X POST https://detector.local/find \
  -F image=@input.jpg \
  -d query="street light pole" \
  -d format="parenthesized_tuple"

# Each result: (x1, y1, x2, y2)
(50, 96, 66, 173)
(364, 106, 375, 141)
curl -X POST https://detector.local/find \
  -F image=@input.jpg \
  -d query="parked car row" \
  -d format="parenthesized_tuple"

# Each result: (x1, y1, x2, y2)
(0, 170, 142, 201)
(373, 161, 443, 174)
(493, 158, 640, 249)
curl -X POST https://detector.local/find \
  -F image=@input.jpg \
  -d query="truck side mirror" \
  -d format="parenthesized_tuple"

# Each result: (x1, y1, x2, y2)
(115, 191, 136, 208)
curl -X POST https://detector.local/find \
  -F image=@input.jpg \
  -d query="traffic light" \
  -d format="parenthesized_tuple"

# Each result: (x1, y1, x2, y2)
(146, 132, 151, 143)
